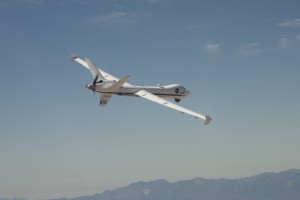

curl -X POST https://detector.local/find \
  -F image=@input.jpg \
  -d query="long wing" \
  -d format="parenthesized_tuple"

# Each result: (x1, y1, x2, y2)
(135, 90, 212, 125)
(71, 55, 133, 87)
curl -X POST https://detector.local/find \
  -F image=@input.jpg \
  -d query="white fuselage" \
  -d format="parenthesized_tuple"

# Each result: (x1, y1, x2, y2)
(86, 83, 190, 100)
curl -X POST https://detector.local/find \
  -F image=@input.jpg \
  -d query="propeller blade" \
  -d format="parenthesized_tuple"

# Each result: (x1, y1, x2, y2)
(93, 75, 99, 85)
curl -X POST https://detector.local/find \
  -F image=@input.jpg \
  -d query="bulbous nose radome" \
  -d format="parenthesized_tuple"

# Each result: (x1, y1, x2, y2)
(85, 84, 96, 91)
(181, 87, 190, 96)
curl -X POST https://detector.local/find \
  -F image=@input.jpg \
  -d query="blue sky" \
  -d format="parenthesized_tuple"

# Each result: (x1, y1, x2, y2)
(1, 0, 300, 199)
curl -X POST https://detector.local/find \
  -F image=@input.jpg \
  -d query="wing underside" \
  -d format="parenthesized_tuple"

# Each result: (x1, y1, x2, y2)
(135, 90, 211, 125)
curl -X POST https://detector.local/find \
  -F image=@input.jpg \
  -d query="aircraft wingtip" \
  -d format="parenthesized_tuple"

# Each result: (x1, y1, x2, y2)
(70, 54, 78, 60)
(204, 115, 212, 125)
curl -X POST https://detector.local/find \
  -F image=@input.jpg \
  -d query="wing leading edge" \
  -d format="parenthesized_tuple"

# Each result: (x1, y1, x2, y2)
(135, 90, 212, 125)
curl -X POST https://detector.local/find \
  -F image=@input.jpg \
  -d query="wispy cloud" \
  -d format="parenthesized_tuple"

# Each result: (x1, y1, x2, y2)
(278, 37, 291, 48)
(296, 35, 300, 44)
(278, 35, 300, 48)
(90, 11, 148, 27)
(146, 0, 161, 3)
(234, 35, 300, 57)
(244, 43, 260, 48)
(204, 44, 220, 55)
(234, 43, 276, 57)
(91, 11, 129, 24)
(0, 0, 43, 7)
(0, 0, 101, 7)
(278, 18, 300, 27)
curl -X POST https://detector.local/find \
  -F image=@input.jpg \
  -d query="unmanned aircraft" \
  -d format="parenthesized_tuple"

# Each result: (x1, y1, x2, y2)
(71, 55, 212, 125)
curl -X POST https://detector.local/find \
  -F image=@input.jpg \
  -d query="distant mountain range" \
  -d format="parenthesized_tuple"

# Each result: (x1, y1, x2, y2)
(2, 169, 300, 200)
(52, 169, 300, 200)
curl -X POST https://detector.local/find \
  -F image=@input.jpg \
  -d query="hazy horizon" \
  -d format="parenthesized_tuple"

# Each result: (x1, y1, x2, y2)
(1, 168, 300, 200)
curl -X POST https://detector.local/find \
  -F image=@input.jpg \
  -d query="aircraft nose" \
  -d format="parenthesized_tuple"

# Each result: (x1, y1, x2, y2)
(85, 84, 95, 90)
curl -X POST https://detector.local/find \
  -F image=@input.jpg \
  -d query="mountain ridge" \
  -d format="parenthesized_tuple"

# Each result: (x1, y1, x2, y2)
(50, 169, 300, 200)
(2, 169, 300, 200)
